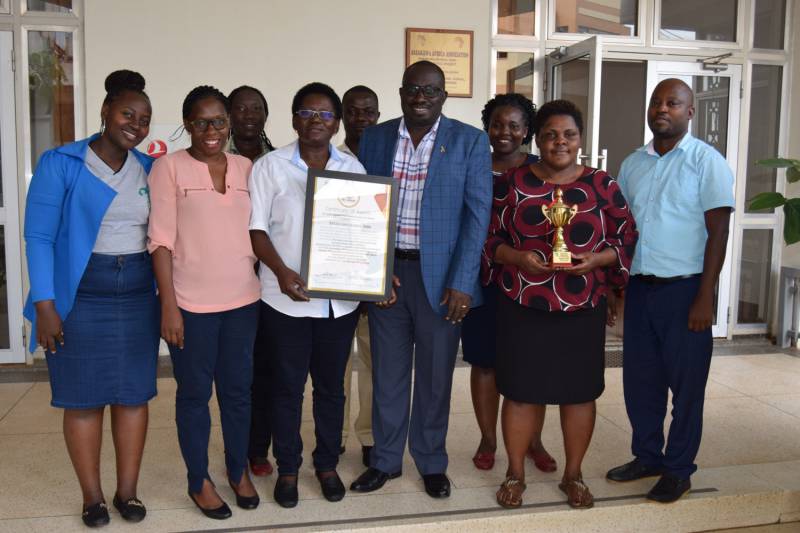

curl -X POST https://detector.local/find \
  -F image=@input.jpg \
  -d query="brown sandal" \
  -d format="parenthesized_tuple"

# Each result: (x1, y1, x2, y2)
(559, 478, 594, 509)
(496, 477, 526, 509)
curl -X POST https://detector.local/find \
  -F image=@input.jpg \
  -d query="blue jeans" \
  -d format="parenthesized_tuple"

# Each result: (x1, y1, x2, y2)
(169, 301, 259, 493)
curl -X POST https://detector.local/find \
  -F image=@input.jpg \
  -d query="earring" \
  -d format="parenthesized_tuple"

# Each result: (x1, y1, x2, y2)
(100, 120, 106, 135)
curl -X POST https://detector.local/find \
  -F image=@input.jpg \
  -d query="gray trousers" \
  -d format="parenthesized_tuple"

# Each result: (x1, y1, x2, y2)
(367, 257, 461, 475)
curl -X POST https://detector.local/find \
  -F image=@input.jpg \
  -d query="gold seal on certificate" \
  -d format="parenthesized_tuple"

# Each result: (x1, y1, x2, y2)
(300, 169, 399, 301)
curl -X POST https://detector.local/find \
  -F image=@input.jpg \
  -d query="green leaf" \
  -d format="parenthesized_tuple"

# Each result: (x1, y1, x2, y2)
(756, 158, 800, 168)
(749, 192, 786, 211)
(784, 199, 800, 245)
(788, 166, 800, 183)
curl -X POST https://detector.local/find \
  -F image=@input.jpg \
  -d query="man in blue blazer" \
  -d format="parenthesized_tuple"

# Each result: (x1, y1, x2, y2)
(349, 61, 491, 498)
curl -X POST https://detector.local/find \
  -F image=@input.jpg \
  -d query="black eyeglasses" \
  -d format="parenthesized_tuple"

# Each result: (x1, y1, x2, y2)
(295, 109, 336, 121)
(189, 118, 229, 131)
(401, 84, 445, 98)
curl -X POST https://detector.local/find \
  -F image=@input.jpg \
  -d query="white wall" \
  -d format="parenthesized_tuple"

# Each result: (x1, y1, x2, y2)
(84, 0, 491, 148)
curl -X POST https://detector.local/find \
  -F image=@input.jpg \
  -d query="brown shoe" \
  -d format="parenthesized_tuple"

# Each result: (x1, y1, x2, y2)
(558, 478, 594, 509)
(496, 477, 526, 509)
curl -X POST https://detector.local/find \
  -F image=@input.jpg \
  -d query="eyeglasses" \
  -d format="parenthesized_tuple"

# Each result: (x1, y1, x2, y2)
(189, 118, 229, 131)
(401, 84, 445, 98)
(295, 109, 336, 121)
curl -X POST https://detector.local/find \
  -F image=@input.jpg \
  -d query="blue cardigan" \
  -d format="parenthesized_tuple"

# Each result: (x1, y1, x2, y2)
(23, 135, 154, 352)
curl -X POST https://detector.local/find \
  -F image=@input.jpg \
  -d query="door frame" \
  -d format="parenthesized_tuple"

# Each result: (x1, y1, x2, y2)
(645, 60, 743, 338)
(0, 30, 26, 362)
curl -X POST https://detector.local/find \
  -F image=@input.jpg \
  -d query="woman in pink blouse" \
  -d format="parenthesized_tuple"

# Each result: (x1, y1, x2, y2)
(148, 86, 261, 520)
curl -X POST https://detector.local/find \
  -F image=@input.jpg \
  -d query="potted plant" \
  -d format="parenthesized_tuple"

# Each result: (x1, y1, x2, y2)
(748, 158, 800, 244)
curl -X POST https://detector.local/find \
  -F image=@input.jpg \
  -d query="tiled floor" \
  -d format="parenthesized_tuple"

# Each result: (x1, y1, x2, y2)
(0, 353, 799, 532)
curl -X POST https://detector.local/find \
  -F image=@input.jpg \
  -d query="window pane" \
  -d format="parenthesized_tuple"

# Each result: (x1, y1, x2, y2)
(497, 0, 535, 36)
(28, 31, 75, 169)
(692, 76, 730, 157)
(660, 0, 737, 42)
(553, 58, 590, 154)
(745, 66, 783, 214)
(753, 0, 786, 50)
(495, 51, 534, 97)
(554, 0, 638, 37)
(599, 61, 646, 177)
(0, 227, 9, 349)
(27, 0, 72, 13)
(738, 229, 773, 324)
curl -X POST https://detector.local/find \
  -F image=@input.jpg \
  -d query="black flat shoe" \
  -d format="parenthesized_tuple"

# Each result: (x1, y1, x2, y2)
(316, 471, 346, 502)
(82, 501, 110, 528)
(422, 473, 451, 498)
(349, 467, 401, 493)
(228, 481, 259, 509)
(188, 491, 232, 520)
(274, 476, 299, 508)
(361, 445, 373, 468)
(646, 474, 691, 503)
(606, 459, 664, 482)
(112, 494, 146, 522)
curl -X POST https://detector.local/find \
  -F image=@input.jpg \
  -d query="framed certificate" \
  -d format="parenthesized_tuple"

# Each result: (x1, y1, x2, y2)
(300, 169, 398, 301)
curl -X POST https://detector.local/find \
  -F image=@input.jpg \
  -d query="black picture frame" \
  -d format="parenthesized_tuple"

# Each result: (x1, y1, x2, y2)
(300, 169, 398, 302)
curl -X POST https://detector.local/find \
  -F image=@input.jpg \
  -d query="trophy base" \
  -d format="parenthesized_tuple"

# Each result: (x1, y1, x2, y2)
(550, 250, 572, 268)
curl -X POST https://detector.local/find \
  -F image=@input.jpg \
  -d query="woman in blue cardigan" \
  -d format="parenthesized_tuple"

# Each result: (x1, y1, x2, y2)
(23, 70, 159, 528)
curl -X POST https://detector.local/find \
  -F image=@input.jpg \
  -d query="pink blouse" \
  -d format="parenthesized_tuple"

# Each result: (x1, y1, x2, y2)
(147, 150, 260, 313)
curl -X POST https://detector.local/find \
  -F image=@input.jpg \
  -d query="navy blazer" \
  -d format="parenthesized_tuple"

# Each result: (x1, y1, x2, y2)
(358, 115, 492, 313)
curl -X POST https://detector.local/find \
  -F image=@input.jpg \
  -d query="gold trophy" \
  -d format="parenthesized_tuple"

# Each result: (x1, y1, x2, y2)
(541, 188, 578, 268)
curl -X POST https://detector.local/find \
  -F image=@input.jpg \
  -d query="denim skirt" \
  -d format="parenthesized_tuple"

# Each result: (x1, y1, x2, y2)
(46, 252, 160, 409)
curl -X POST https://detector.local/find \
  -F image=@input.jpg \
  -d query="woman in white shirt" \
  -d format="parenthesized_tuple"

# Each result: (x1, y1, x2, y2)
(248, 83, 364, 508)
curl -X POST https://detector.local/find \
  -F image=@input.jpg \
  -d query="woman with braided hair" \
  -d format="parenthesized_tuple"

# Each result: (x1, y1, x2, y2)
(148, 85, 261, 520)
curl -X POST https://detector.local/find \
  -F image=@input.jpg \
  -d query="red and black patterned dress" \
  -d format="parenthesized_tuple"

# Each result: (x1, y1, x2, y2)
(484, 165, 638, 404)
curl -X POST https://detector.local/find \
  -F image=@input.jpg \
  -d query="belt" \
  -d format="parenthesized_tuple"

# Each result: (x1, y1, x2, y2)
(395, 248, 420, 261)
(634, 273, 701, 285)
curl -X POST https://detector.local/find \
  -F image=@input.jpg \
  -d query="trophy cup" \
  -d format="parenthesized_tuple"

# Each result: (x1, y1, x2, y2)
(541, 187, 577, 268)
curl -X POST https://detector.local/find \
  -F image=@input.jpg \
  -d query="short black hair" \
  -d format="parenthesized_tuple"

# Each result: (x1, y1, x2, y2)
(403, 60, 445, 86)
(182, 85, 229, 120)
(103, 69, 148, 106)
(533, 99, 584, 136)
(228, 85, 275, 152)
(481, 93, 537, 145)
(342, 85, 378, 103)
(291, 82, 342, 119)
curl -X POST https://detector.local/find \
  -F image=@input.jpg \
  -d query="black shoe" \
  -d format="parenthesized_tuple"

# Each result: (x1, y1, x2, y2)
(606, 459, 664, 482)
(349, 467, 401, 492)
(316, 471, 346, 502)
(228, 480, 260, 510)
(339, 445, 346, 455)
(188, 491, 232, 520)
(112, 494, 146, 522)
(646, 474, 691, 503)
(361, 446, 373, 468)
(422, 473, 451, 498)
(81, 501, 110, 528)
(274, 476, 299, 508)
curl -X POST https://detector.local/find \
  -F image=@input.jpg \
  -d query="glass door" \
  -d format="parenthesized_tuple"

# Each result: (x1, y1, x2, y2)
(645, 61, 742, 338)
(0, 31, 26, 362)
(545, 36, 603, 169)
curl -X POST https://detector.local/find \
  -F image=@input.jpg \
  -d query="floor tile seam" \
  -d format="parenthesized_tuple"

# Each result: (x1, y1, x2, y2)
(749, 395, 800, 421)
(595, 410, 631, 433)
(0, 383, 36, 423)
(705, 376, 751, 397)
(171, 488, 725, 533)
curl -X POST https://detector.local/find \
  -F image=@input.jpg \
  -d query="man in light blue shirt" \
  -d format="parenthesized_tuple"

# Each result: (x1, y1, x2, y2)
(606, 79, 734, 503)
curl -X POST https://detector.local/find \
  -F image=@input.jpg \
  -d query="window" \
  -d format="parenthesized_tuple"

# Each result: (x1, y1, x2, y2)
(553, 0, 638, 37)
(497, 0, 536, 36)
(744, 65, 783, 213)
(659, 0, 737, 43)
(495, 51, 534, 97)
(738, 229, 773, 324)
(26, 0, 72, 13)
(27, 30, 75, 169)
(753, 0, 786, 50)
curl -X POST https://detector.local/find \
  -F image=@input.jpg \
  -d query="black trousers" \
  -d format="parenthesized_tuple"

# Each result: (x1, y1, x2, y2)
(262, 302, 359, 475)
(248, 301, 272, 459)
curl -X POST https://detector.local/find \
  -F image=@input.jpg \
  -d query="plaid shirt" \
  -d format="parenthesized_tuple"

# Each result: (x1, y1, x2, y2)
(393, 117, 440, 250)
